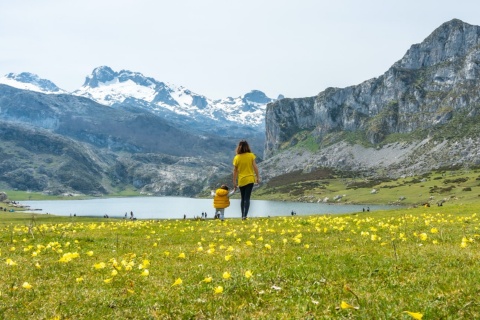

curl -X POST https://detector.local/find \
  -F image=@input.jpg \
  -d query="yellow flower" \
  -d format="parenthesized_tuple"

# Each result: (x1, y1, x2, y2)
(244, 270, 253, 279)
(197, 247, 204, 252)
(6, 258, 16, 266)
(178, 252, 186, 259)
(403, 311, 423, 319)
(214, 286, 224, 294)
(304, 244, 310, 249)
(340, 301, 358, 310)
(246, 241, 253, 246)
(22, 282, 32, 290)
(264, 244, 271, 250)
(225, 255, 232, 261)
(419, 233, 428, 241)
(430, 228, 438, 234)
(35, 262, 41, 269)
(140, 269, 149, 277)
(104, 278, 113, 284)
(164, 251, 170, 257)
(76, 277, 84, 283)
(93, 262, 106, 269)
(86, 251, 94, 256)
(172, 278, 182, 286)
(202, 276, 213, 283)
(111, 269, 118, 277)
(222, 271, 231, 279)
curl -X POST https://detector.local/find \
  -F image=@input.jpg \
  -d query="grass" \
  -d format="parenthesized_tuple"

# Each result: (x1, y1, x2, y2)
(1, 203, 480, 319)
(255, 168, 480, 206)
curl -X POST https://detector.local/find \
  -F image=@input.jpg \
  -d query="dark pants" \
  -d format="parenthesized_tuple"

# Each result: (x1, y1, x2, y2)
(239, 183, 254, 219)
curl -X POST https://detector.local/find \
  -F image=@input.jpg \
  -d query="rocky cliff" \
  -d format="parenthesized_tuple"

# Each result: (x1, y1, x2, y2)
(263, 19, 480, 179)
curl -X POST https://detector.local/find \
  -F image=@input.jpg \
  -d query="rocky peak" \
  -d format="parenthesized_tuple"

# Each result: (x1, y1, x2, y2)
(82, 66, 116, 87)
(243, 90, 273, 104)
(395, 19, 480, 70)
(1, 72, 63, 93)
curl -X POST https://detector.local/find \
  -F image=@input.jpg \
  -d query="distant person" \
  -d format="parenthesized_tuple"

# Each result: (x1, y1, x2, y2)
(212, 185, 235, 221)
(233, 140, 260, 220)
(130, 211, 134, 219)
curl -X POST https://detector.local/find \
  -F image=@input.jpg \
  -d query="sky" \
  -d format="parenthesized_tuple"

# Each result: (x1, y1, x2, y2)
(1, 0, 480, 100)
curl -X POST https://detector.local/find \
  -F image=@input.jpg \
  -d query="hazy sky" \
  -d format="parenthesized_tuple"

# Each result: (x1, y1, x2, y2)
(1, 0, 480, 99)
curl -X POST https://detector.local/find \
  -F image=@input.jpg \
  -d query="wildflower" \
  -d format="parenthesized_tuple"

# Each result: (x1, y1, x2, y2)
(164, 251, 170, 257)
(104, 278, 113, 284)
(202, 276, 212, 283)
(222, 271, 231, 279)
(214, 286, 224, 294)
(94, 262, 106, 269)
(141, 269, 149, 277)
(225, 255, 232, 261)
(76, 277, 84, 283)
(6, 258, 16, 266)
(111, 269, 118, 277)
(86, 251, 94, 256)
(430, 228, 438, 234)
(246, 241, 253, 246)
(419, 233, 428, 241)
(403, 311, 423, 319)
(304, 244, 310, 249)
(172, 278, 182, 287)
(264, 244, 271, 250)
(22, 282, 33, 290)
(244, 270, 253, 279)
(35, 262, 41, 269)
(178, 252, 186, 259)
(340, 301, 359, 310)
(197, 247, 204, 252)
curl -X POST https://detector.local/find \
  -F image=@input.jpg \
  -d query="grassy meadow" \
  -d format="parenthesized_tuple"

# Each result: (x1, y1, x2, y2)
(1, 202, 480, 319)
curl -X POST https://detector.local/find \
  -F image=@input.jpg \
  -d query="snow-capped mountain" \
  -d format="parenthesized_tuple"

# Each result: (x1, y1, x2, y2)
(0, 72, 66, 94)
(73, 66, 276, 128)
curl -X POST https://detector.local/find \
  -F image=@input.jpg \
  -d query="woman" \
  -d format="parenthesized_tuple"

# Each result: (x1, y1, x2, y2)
(232, 140, 260, 220)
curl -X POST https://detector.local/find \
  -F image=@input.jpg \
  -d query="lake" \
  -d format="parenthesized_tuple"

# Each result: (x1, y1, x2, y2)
(22, 197, 392, 220)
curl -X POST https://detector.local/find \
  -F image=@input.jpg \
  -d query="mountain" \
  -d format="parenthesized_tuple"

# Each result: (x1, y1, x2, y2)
(0, 72, 66, 94)
(263, 19, 480, 181)
(0, 84, 234, 195)
(73, 66, 274, 130)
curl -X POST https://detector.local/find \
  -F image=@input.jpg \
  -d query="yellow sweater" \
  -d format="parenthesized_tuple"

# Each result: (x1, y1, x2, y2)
(213, 189, 230, 209)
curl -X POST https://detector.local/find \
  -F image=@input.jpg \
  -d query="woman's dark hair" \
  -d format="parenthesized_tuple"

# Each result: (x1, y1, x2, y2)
(236, 140, 251, 154)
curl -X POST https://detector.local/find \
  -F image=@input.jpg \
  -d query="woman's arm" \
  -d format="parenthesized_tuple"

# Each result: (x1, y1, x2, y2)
(252, 160, 260, 184)
(233, 166, 238, 190)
